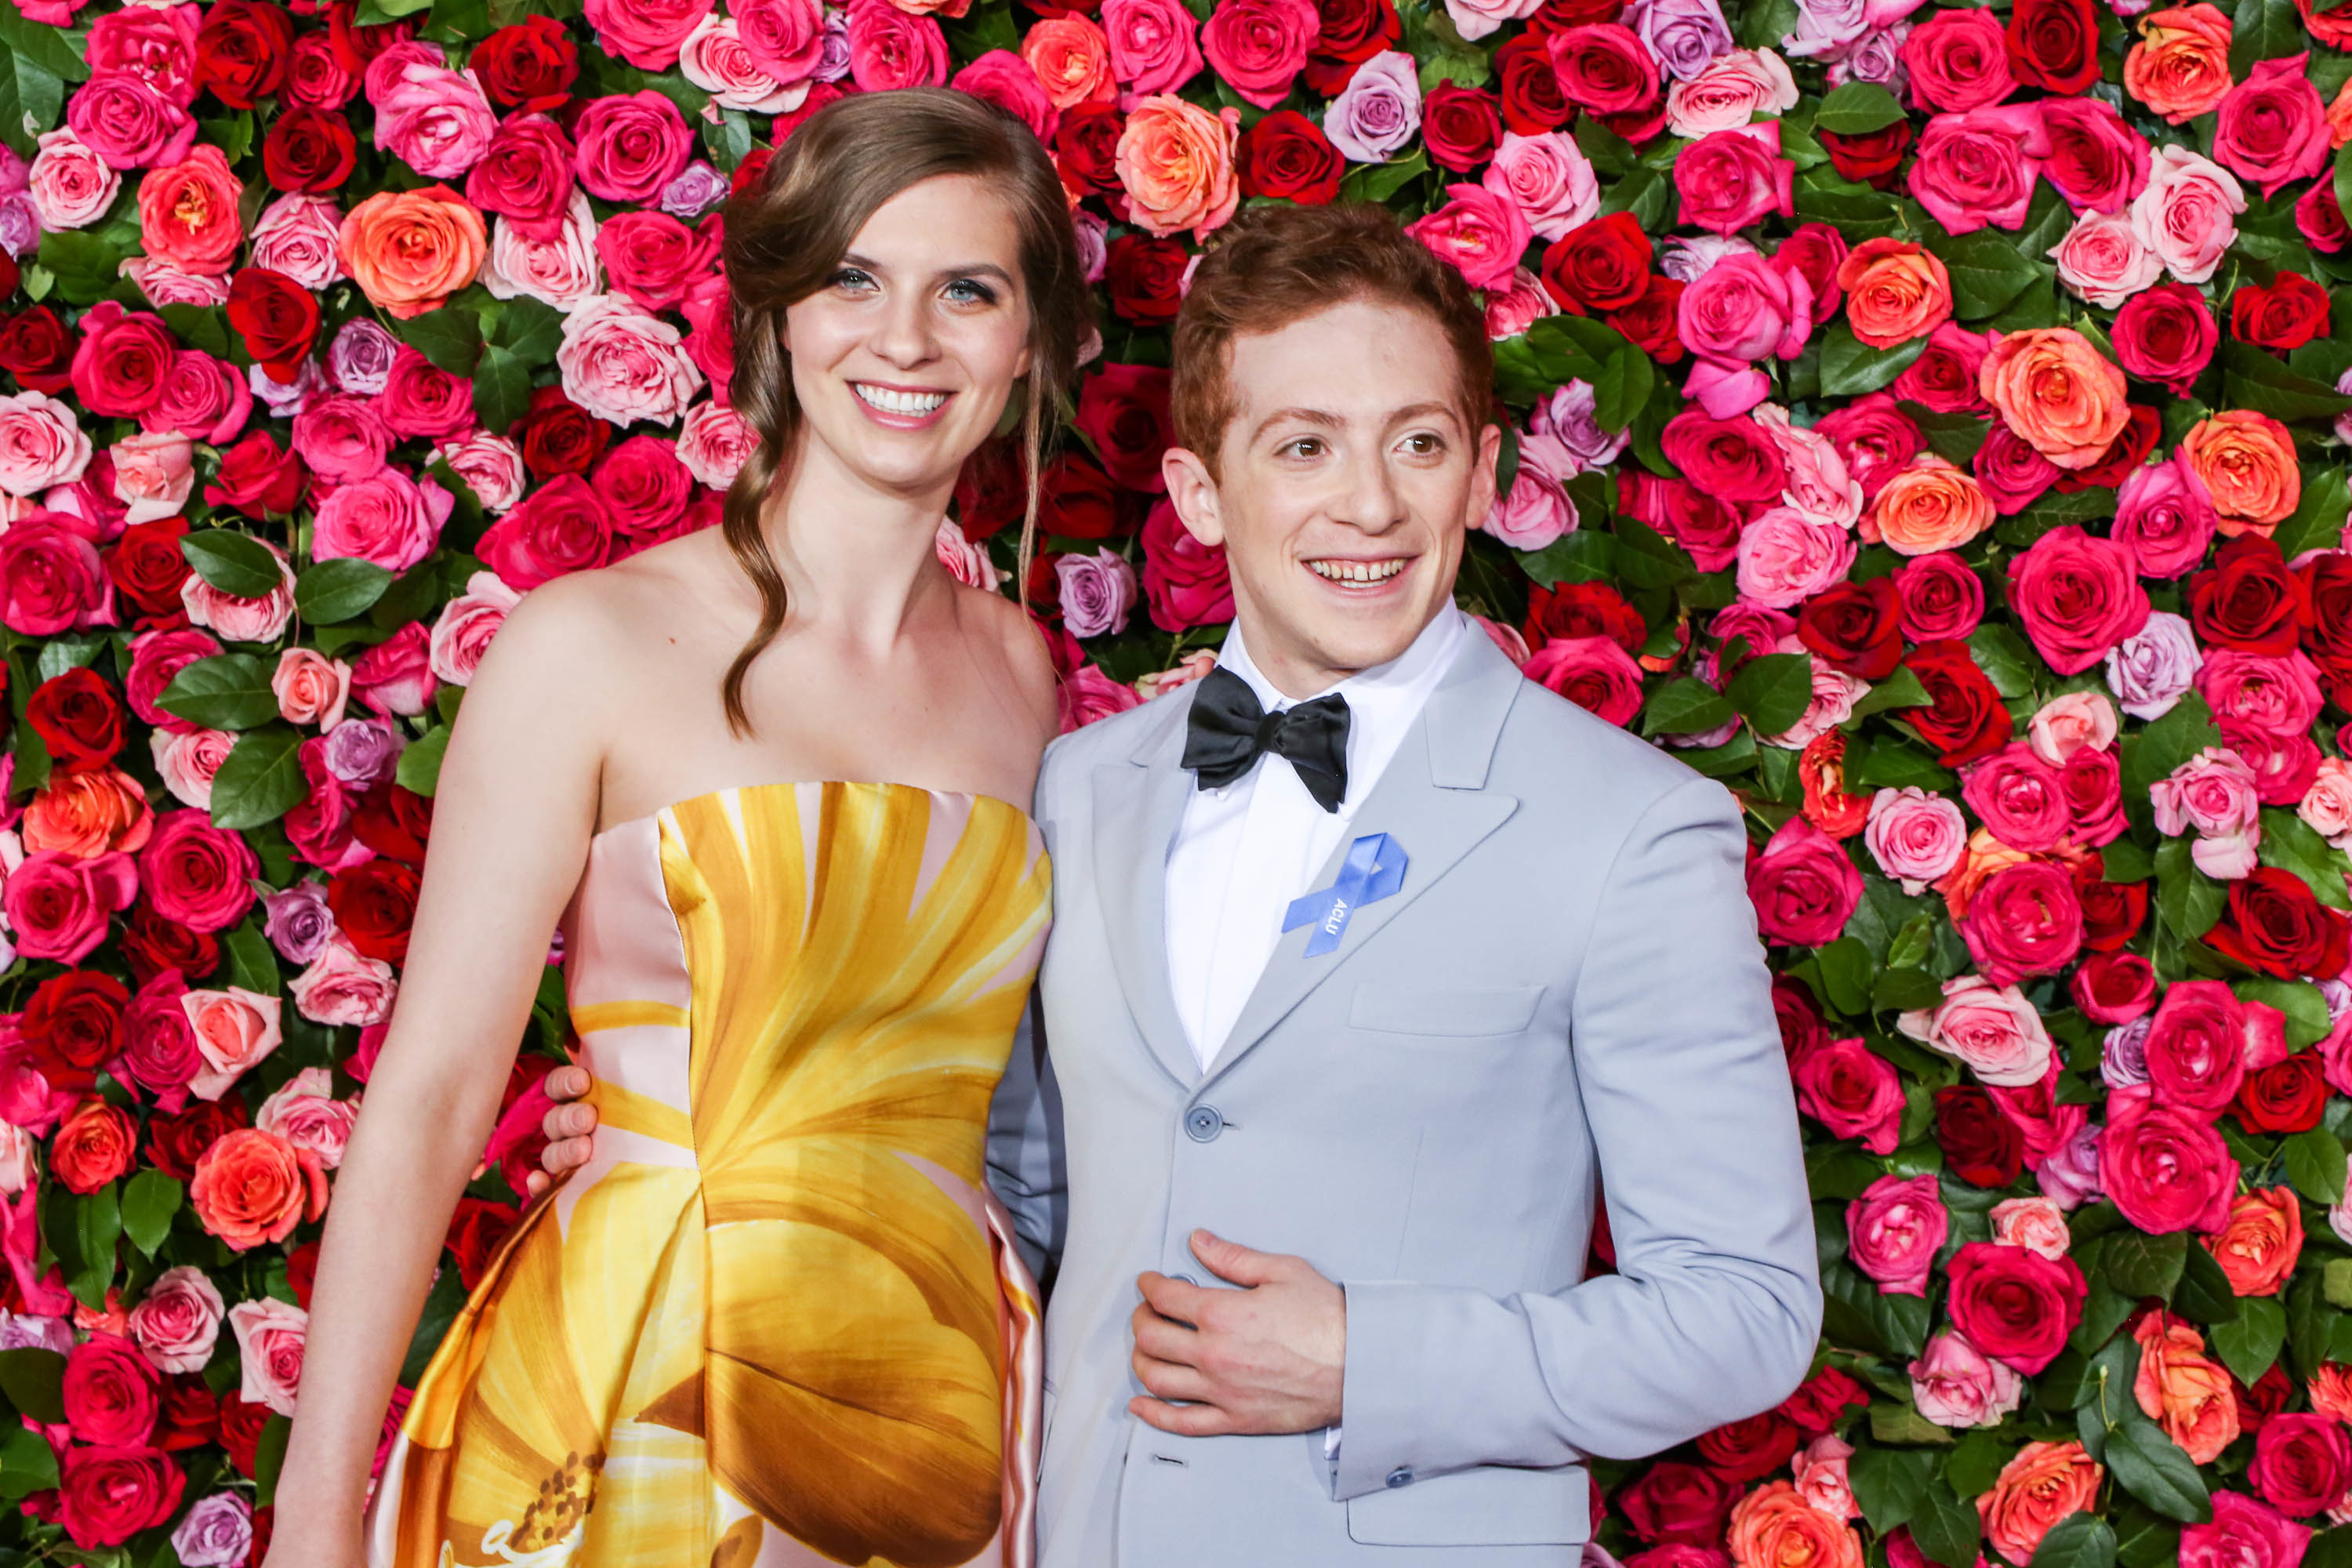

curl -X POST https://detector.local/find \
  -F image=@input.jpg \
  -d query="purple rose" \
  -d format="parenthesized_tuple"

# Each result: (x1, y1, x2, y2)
(171, 1494, 253, 1568)
(1056, 548, 1139, 638)
(0, 194, 37, 258)
(0, 1314, 73, 1354)
(249, 358, 327, 419)
(263, 880, 337, 965)
(1628, 0, 1733, 80)
(331, 318, 402, 397)
(1324, 51, 1421, 163)
(815, 7, 854, 79)
(2037, 1120, 2104, 1208)
(1523, 379, 1629, 478)
(2102, 1013, 2152, 1088)
(659, 159, 731, 221)
(1827, 24, 1908, 88)
(322, 714, 407, 787)
(2103, 609, 2202, 720)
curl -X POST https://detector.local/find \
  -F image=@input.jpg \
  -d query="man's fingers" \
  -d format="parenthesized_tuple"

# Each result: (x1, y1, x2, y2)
(545, 1065, 592, 1101)
(1129, 1303, 1200, 1367)
(1129, 1351, 1210, 1404)
(1191, 1229, 1291, 1287)
(1129, 1396, 1237, 1437)
(1136, 1270, 1210, 1325)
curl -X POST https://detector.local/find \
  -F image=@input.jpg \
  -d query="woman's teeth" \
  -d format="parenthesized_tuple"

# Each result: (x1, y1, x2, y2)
(1309, 559, 1406, 583)
(855, 384, 948, 416)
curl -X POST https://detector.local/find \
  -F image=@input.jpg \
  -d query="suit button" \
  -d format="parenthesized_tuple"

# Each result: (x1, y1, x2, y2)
(1386, 1467, 1413, 1489)
(1184, 1106, 1224, 1142)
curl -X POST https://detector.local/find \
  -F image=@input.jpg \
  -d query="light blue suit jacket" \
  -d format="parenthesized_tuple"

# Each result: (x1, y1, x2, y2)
(989, 632, 1823, 1565)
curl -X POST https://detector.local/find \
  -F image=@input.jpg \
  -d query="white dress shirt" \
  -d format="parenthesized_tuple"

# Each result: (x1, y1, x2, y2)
(1163, 606, 1469, 1073)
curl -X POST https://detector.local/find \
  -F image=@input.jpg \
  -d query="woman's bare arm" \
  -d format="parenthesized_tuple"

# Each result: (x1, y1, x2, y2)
(263, 580, 615, 1563)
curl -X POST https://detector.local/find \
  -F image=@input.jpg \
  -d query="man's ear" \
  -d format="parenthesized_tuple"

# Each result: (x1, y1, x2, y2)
(1163, 446, 1226, 548)
(1465, 422, 1504, 526)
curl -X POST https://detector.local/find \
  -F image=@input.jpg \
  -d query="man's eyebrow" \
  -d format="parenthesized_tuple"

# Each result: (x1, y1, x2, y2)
(1250, 407, 1348, 441)
(1388, 401, 1465, 427)
(838, 251, 1017, 286)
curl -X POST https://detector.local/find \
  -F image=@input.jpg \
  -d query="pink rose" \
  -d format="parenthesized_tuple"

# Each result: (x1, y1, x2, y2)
(1675, 124, 1795, 236)
(125, 1265, 223, 1375)
(256, 1066, 356, 1170)
(2114, 455, 2219, 579)
(2153, 746, 2263, 879)
(477, 473, 613, 589)
(1666, 49, 1798, 136)
(1482, 132, 1599, 243)
(85, 5, 201, 107)
(1793, 1038, 1904, 1154)
(108, 433, 194, 525)
(434, 431, 527, 512)
(350, 622, 439, 717)
(311, 470, 454, 574)
(1100, 0, 1203, 103)
(2009, 525, 2151, 676)
(844, 0, 949, 90)
(2130, 147, 2245, 285)
(0, 391, 93, 497)
(1140, 497, 1233, 631)
(680, 13, 806, 112)
(1, 851, 137, 962)
(289, 937, 398, 1027)
(481, 192, 602, 313)
(1910, 1330, 2027, 1428)
(289, 394, 393, 485)
(249, 193, 347, 292)
(585, 0, 715, 70)
(734, 0, 827, 85)
(142, 350, 249, 446)
(2052, 210, 2162, 308)
(180, 532, 294, 641)
(594, 210, 720, 317)
(1199, 0, 1315, 109)
(675, 401, 751, 490)
(1864, 786, 1966, 891)
(2179, 1494, 2312, 1568)
(66, 74, 197, 172)
(2102, 1096, 2241, 1232)
(2214, 55, 2328, 199)
(2144, 979, 2264, 1118)
(273, 648, 350, 731)
(28, 129, 122, 230)
(135, 143, 242, 276)
(226, 1298, 306, 1418)
(2028, 690, 2119, 766)
(151, 726, 233, 811)
(1961, 742, 2071, 852)
(1406, 183, 1532, 292)
(365, 42, 496, 180)
(180, 987, 282, 1103)
(1991, 1196, 2072, 1259)
(1908, 105, 2049, 234)
(2040, 96, 2151, 215)
(1745, 813, 1864, 946)
(428, 570, 524, 686)
(1059, 662, 1145, 731)
(570, 91, 694, 204)
(378, 349, 472, 443)
(1482, 466, 1577, 550)
(0, 519, 114, 635)
(1735, 507, 1856, 610)
(1897, 974, 2056, 1087)
(1522, 635, 1645, 726)
(2299, 757, 2352, 853)
(1677, 252, 1813, 368)
(140, 809, 260, 932)
(2198, 649, 2325, 741)
(1956, 860, 2083, 983)
(556, 295, 704, 426)
(1847, 1174, 1948, 1295)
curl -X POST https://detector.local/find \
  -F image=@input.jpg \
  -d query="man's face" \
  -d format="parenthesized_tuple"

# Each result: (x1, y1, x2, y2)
(1164, 298, 1499, 700)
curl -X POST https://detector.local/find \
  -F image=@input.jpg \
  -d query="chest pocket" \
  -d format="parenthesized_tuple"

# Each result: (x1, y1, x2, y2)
(1348, 984, 1545, 1038)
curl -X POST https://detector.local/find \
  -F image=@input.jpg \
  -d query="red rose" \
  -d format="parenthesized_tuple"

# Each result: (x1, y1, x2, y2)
(1142, 498, 1233, 630)
(2238, 1052, 2328, 1134)
(288, 1238, 320, 1307)
(1621, 472, 1742, 569)
(227, 267, 320, 386)
(469, 15, 579, 110)
(204, 430, 307, 518)
(593, 435, 692, 543)
(1890, 328, 1990, 414)
(2073, 858, 2147, 950)
(1040, 452, 1130, 541)
(477, 474, 614, 590)
(1891, 552, 1984, 641)
(2298, 180, 2349, 253)
(327, 858, 423, 964)
(2005, 0, 2098, 93)
(2252, 1414, 2352, 1518)
(260, 105, 357, 193)
(353, 781, 434, 866)
(52, 1098, 138, 1194)
(140, 810, 260, 934)
(1074, 362, 1174, 495)
(1618, 1461, 1735, 1545)
(1525, 581, 1646, 654)
(2112, 282, 2217, 395)
(514, 386, 611, 478)
(1694, 1412, 1800, 1482)
(1422, 82, 1502, 172)
(1661, 409, 1785, 503)
(2234, 273, 2332, 354)
(1798, 578, 1904, 679)
(69, 301, 176, 418)
(1974, 425, 2060, 515)
(1548, 23, 1660, 116)
(1819, 122, 1915, 187)
(1944, 1240, 2085, 1374)
(1523, 635, 1646, 725)
(194, 0, 294, 108)
(103, 517, 192, 620)
(156, 1375, 220, 1451)
(1780, 1364, 1870, 1433)
(27, 666, 125, 772)
(1304, 0, 1400, 95)
(1609, 275, 1686, 362)
(1105, 234, 1189, 326)
(121, 902, 220, 987)
(446, 1196, 521, 1290)
(1495, 32, 1571, 134)
(23, 969, 128, 1087)
(1774, 975, 1830, 1059)
(1054, 102, 1125, 200)
(64, 1333, 161, 1449)
(1236, 109, 1343, 205)
(2053, 404, 2161, 493)
(2006, 525, 2151, 677)
(953, 437, 1027, 542)
(57, 1446, 184, 1549)
(2191, 536, 2309, 655)
(2206, 866, 2352, 980)
(147, 1099, 247, 1183)
(1935, 1084, 2025, 1185)
(0, 306, 74, 393)
(216, 1395, 271, 1479)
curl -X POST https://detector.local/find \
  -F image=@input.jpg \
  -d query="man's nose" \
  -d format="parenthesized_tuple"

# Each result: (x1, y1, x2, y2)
(1332, 453, 1408, 534)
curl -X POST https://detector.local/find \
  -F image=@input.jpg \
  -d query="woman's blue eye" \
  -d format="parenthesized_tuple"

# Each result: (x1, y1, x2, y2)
(831, 267, 875, 291)
(946, 278, 999, 304)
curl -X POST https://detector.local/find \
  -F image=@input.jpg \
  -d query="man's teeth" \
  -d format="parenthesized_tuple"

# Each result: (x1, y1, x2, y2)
(1308, 559, 1406, 584)
(855, 384, 948, 416)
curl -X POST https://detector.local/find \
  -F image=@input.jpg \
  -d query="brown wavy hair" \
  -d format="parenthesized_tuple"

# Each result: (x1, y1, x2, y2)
(716, 88, 1088, 733)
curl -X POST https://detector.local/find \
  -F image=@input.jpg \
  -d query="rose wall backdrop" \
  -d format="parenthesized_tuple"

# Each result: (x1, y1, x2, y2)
(3, 0, 2352, 1555)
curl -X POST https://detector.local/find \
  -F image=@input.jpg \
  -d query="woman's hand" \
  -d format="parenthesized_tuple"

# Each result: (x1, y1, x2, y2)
(527, 1064, 602, 1195)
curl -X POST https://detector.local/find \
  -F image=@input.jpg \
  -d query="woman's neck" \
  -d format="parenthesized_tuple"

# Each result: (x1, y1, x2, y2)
(763, 436, 960, 652)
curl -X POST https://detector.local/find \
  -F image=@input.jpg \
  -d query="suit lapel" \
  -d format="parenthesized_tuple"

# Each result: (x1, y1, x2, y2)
(1091, 693, 1203, 1087)
(1202, 635, 1526, 1090)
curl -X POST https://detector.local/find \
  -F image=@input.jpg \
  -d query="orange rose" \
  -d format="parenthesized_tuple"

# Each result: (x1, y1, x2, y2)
(2181, 411, 2302, 535)
(189, 1127, 327, 1251)
(2310, 1363, 2352, 1423)
(2134, 1309, 2240, 1463)
(20, 767, 153, 859)
(1116, 95, 1242, 241)
(1977, 1440, 2102, 1566)
(1836, 239, 1954, 349)
(2203, 1185, 2303, 1296)
(1979, 327, 2130, 470)
(50, 1099, 136, 1196)
(2329, 78, 2352, 149)
(1865, 455, 1994, 555)
(337, 184, 487, 320)
(1729, 1483, 1866, 1568)
(2124, 5, 2235, 125)
(1022, 16, 1114, 110)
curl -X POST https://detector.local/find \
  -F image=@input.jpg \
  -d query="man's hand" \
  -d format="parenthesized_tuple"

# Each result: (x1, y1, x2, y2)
(1128, 1229, 1345, 1437)
(526, 1065, 600, 1196)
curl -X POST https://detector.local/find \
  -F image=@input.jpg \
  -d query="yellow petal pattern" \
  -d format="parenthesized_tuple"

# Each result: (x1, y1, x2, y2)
(368, 783, 1051, 1568)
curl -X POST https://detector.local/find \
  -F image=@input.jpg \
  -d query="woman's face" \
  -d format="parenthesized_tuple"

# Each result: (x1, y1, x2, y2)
(782, 173, 1034, 503)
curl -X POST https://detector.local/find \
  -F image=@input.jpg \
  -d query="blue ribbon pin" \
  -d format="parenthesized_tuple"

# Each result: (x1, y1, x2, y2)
(1282, 833, 1408, 958)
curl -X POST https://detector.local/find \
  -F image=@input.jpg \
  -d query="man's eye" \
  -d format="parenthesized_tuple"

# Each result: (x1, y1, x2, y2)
(1285, 438, 1323, 459)
(1401, 433, 1444, 456)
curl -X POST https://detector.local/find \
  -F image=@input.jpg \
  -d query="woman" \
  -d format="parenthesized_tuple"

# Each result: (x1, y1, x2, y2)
(267, 88, 1089, 1568)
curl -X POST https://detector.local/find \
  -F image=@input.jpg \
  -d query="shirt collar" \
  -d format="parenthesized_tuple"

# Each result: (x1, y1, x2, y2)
(1214, 607, 1468, 800)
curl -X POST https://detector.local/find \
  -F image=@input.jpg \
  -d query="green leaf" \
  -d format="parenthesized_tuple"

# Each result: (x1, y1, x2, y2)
(491, 295, 565, 365)
(2260, 808, 2352, 909)
(1737, 0, 1801, 48)
(1817, 935, 1874, 1015)
(2231, 0, 2302, 77)
(68, 1181, 121, 1310)
(1642, 676, 1736, 739)
(1846, 734, 1958, 792)
(2212, 1295, 2288, 1387)
(256, 1414, 292, 1506)
(181, 530, 285, 599)
(209, 725, 309, 830)
(1909, 1480, 1984, 1568)
(1929, 230, 2045, 322)
(0, 50, 64, 162)
(158, 653, 279, 731)
(0, 9, 88, 80)
(1946, 1428, 2011, 1501)
(2241, 978, 2334, 1048)
(119, 1171, 182, 1258)
(2105, 1230, 2188, 1298)
(2288, 1126, 2350, 1205)
(0, 1423, 58, 1501)
(1593, 345, 1656, 435)
(1968, 625, 2039, 699)
(0, 1348, 64, 1425)
(1814, 81, 1907, 135)
(222, 918, 278, 996)
(1870, 1399, 1958, 1445)
(295, 557, 394, 625)
(2032, 1514, 2119, 1568)
(2103, 1417, 2212, 1522)
(471, 343, 535, 435)
(1820, 323, 1931, 397)
(1849, 666, 1930, 720)
(1899, 403, 1993, 465)
(394, 305, 482, 376)
(2223, 340, 2352, 422)
(401, 1265, 471, 1385)
(2155, 836, 2228, 941)
(2289, 1272, 2339, 1377)
(2173, 1237, 2241, 1325)
(2277, 466, 2352, 560)
(1726, 652, 1816, 735)
(397, 724, 452, 797)
(159, 303, 231, 359)
(1849, 1444, 1939, 1533)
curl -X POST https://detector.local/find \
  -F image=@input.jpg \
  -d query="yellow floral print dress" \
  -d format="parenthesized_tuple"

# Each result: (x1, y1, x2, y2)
(366, 782, 1051, 1568)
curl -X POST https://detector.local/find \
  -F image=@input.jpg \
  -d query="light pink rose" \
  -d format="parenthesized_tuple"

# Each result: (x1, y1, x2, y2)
(428, 570, 524, 687)
(2130, 146, 2246, 285)
(934, 518, 1000, 589)
(126, 1265, 223, 1375)
(1755, 404, 1863, 527)
(1897, 974, 2055, 1087)
(2151, 746, 2262, 879)
(1735, 506, 1857, 609)
(288, 937, 398, 1027)
(1667, 48, 1799, 137)
(2299, 757, 2352, 854)
(1911, 1330, 2027, 1428)
(180, 986, 283, 1102)
(1444, 0, 1541, 40)
(256, 1066, 357, 1171)
(1405, 183, 1533, 292)
(273, 648, 350, 731)
(1847, 1172, 1948, 1295)
(557, 294, 704, 426)
(1793, 1435, 1859, 1521)
(226, 1298, 306, 1418)
(2028, 690, 2119, 765)
(365, 41, 497, 180)
(0, 392, 93, 497)
(311, 470, 454, 574)
(675, 401, 752, 489)
(481, 194, 604, 313)
(681, 12, 809, 111)
(1991, 1196, 2072, 1259)
(248, 193, 347, 292)
(432, 431, 525, 513)
(108, 432, 194, 524)
(122, 259, 231, 310)
(2052, 209, 2163, 308)
(1865, 786, 1966, 891)
(151, 727, 232, 810)
(1482, 467, 1577, 550)
(27, 129, 121, 230)
(1486, 267, 1561, 340)
(1481, 131, 1599, 243)
(1764, 644, 1871, 749)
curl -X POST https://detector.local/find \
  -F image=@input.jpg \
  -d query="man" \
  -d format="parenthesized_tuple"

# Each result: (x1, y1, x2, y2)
(543, 202, 1821, 1564)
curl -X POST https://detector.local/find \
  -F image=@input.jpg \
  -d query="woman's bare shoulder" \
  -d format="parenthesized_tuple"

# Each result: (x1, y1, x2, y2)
(956, 580, 1059, 732)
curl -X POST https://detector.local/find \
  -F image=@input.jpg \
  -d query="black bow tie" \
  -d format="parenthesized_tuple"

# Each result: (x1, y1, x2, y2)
(1181, 666, 1352, 812)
